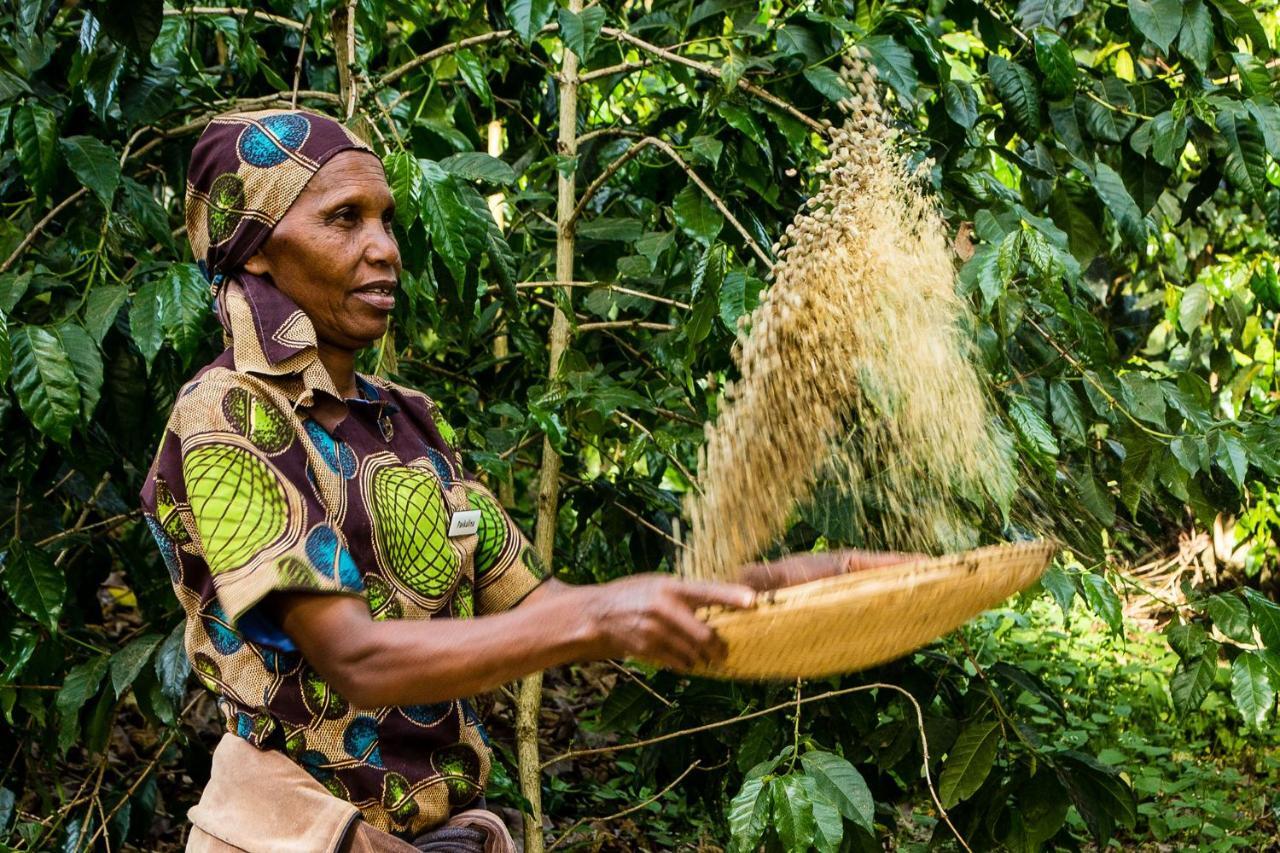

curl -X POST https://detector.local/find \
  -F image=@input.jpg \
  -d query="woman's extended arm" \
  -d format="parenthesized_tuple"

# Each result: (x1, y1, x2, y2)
(266, 574, 755, 708)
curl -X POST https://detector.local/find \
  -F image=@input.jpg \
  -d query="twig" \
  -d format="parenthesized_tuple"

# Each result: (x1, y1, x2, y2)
(568, 136, 773, 268)
(546, 759, 700, 850)
(517, 279, 691, 308)
(0, 188, 88, 274)
(1082, 89, 1154, 122)
(517, 280, 691, 310)
(380, 31, 523, 89)
(575, 126, 642, 146)
(615, 409, 699, 491)
(538, 680, 967, 849)
(290, 13, 313, 108)
(79, 696, 201, 852)
(604, 660, 673, 707)
(1024, 317, 1174, 441)
(611, 501, 685, 549)
(55, 473, 112, 569)
(600, 27, 825, 135)
(36, 511, 140, 549)
(576, 319, 675, 332)
(580, 59, 657, 82)
(162, 5, 305, 31)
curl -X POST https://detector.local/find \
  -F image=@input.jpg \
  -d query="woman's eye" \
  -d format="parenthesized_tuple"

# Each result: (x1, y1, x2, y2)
(329, 207, 357, 224)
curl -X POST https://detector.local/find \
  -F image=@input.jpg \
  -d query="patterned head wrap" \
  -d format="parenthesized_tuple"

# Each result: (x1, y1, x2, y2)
(185, 109, 373, 280)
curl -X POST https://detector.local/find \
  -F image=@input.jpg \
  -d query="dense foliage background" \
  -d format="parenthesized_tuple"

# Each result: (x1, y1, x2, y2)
(2, 0, 1280, 849)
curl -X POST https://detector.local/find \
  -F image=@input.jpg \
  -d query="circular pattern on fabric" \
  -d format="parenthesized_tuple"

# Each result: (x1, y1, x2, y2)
(342, 715, 384, 768)
(303, 419, 357, 479)
(145, 515, 182, 584)
(400, 701, 453, 728)
(469, 492, 508, 577)
(237, 113, 311, 168)
(206, 173, 245, 245)
(431, 743, 482, 807)
(154, 478, 191, 543)
(193, 652, 223, 694)
(304, 525, 363, 591)
(521, 543, 549, 580)
(364, 574, 402, 621)
(200, 601, 244, 656)
(222, 388, 293, 454)
(370, 465, 460, 602)
(452, 577, 474, 620)
(301, 668, 349, 720)
(381, 772, 420, 827)
(183, 442, 289, 576)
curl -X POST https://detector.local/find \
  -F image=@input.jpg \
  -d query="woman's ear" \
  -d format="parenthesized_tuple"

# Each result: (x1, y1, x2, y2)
(243, 251, 270, 277)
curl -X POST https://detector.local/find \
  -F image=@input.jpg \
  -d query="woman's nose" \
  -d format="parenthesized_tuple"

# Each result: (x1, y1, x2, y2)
(365, 221, 401, 269)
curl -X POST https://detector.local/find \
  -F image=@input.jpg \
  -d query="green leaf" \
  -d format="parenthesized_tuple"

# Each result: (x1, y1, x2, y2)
(1056, 751, 1138, 842)
(439, 152, 517, 186)
(109, 634, 162, 698)
(0, 311, 10, 387)
(1128, 0, 1183, 52)
(1217, 109, 1267, 202)
(1166, 620, 1209, 660)
(1178, 0, 1213, 69)
(1073, 469, 1116, 526)
(799, 776, 844, 853)
(802, 66, 852, 102)
(989, 55, 1040, 137)
(53, 321, 103, 423)
(1049, 380, 1087, 446)
(1083, 79, 1136, 142)
(99, 0, 163, 55)
(1171, 652, 1217, 714)
(1215, 431, 1248, 489)
(1178, 282, 1210, 334)
(384, 151, 423, 230)
(861, 35, 917, 107)
(719, 103, 771, 166)
(727, 776, 769, 853)
(507, 0, 555, 44)
(1244, 589, 1280, 652)
(1009, 397, 1059, 458)
(420, 159, 485, 283)
(719, 271, 765, 332)
(939, 720, 999, 808)
(690, 136, 723, 167)
(1080, 571, 1123, 636)
(944, 80, 979, 129)
(59, 135, 121, 209)
(1231, 652, 1274, 728)
(559, 6, 605, 62)
(56, 655, 108, 753)
(801, 751, 874, 831)
(83, 284, 128, 345)
(1, 543, 65, 632)
(672, 185, 722, 247)
(1090, 161, 1146, 248)
(771, 775, 816, 852)
(1205, 592, 1252, 643)
(10, 324, 81, 444)
(13, 102, 57, 202)
(453, 49, 492, 107)
(1207, 0, 1271, 58)
(1033, 30, 1076, 100)
(1040, 564, 1076, 620)
(577, 218, 643, 241)
(154, 618, 190, 707)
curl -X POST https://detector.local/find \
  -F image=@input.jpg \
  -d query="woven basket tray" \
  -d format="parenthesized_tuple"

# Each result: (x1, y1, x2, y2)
(691, 540, 1056, 680)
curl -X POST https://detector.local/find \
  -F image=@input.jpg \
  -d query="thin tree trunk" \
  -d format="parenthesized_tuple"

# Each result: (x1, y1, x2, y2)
(488, 118, 516, 507)
(517, 8, 581, 851)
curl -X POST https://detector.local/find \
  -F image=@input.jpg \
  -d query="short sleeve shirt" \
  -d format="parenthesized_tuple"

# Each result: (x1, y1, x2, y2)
(138, 275, 547, 837)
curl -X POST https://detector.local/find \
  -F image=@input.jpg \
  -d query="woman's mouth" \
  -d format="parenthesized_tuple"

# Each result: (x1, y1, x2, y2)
(352, 283, 396, 311)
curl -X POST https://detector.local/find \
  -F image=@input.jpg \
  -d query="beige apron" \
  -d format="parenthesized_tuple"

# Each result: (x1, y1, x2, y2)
(186, 733, 516, 853)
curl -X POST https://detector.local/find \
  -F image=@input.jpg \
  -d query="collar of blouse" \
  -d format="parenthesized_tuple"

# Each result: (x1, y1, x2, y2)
(213, 271, 397, 431)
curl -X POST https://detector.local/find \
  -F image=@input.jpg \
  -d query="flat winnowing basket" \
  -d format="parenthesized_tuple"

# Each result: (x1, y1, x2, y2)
(693, 540, 1056, 680)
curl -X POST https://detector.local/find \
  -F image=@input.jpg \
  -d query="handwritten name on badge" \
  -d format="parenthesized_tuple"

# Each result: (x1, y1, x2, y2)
(448, 509, 481, 538)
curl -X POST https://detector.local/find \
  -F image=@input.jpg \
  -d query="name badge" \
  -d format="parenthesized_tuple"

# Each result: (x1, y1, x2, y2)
(448, 509, 481, 538)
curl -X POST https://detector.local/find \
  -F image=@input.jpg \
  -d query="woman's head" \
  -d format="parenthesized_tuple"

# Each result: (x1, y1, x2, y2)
(185, 110, 400, 352)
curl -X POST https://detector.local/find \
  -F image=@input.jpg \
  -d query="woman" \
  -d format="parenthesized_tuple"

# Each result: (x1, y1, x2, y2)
(140, 109, 901, 852)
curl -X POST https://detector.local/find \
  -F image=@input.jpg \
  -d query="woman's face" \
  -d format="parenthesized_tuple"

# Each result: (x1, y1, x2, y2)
(244, 150, 401, 351)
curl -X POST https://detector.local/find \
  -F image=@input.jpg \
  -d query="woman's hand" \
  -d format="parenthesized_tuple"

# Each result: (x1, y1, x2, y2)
(574, 574, 756, 671)
(737, 549, 924, 592)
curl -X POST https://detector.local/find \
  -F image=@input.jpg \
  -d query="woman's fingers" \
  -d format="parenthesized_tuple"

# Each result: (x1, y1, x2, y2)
(671, 579, 757, 610)
(839, 549, 927, 572)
